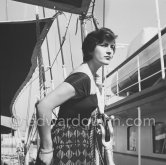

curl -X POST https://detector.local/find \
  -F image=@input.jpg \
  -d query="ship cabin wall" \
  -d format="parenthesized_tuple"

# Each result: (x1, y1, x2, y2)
(112, 108, 166, 165)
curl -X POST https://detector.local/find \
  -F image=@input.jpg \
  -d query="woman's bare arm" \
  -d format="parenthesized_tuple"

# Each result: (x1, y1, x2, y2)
(36, 82, 75, 149)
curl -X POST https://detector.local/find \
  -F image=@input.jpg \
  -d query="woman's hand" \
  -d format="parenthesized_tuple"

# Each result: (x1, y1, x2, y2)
(36, 148, 53, 165)
(98, 119, 114, 149)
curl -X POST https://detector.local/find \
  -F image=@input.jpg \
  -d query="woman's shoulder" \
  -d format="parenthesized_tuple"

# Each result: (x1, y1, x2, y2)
(65, 63, 90, 83)
(70, 63, 97, 95)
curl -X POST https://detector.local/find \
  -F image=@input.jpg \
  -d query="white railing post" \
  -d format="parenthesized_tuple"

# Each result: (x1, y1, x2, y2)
(138, 107, 141, 165)
(155, 0, 165, 79)
(137, 55, 141, 92)
(137, 55, 142, 165)
(116, 70, 119, 96)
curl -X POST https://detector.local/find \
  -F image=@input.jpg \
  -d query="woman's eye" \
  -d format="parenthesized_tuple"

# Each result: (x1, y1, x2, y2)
(111, 45, 115, 50)
(99, 43, 115, 50)
(100, 43, 108, 47)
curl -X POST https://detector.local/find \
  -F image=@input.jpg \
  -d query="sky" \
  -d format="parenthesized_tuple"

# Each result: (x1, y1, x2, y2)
(1, 0, 166, 43)
(0, 0, 166, 135)
(104, 0, 166, 43)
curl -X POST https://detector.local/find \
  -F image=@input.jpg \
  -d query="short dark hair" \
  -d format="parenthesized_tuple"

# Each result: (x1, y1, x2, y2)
(82, 28, 118, 62)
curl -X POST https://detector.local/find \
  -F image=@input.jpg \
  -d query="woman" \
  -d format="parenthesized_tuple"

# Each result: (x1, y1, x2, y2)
(36, 27, 117, 165)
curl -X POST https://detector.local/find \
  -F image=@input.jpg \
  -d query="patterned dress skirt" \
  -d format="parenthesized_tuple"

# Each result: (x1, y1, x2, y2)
(51, 125, 94, 165)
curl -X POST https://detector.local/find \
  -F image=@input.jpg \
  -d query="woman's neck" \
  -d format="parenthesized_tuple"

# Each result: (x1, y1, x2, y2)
(86, 60, 101, 76)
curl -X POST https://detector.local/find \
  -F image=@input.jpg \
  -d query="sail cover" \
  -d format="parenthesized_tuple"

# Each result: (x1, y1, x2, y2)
(13, 0, 92, 15)
(0, 17, 54, 134)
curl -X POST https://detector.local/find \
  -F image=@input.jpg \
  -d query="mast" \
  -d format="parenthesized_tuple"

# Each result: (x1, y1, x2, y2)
(42, 7, 55, 90)
(55, 12, 73, 79)
(103, 0, 105, 28)
(80, 14, 87, 44)
(35, 6, 47, 98)
(5, 0, 8, 20)
(101, 0, 105, 114)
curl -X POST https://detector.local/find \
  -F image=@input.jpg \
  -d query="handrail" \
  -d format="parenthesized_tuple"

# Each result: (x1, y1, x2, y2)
(106, 69, 164, 99)
(106, 49, 166, 89)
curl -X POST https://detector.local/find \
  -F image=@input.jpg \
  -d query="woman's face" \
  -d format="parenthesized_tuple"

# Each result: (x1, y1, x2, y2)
(91, 40, 115, 66)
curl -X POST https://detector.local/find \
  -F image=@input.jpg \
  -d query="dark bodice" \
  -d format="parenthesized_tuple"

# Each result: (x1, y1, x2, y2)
(57, 72, 98, 126)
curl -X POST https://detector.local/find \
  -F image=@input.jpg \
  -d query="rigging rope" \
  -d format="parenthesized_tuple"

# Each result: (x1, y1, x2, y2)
(56, 14, 66, 78)
(68, 33, 74, 70)
(50, 13, 72, 69)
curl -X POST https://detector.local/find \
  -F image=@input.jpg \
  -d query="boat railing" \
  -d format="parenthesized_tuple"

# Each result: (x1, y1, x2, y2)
(105, 27, 166, 106)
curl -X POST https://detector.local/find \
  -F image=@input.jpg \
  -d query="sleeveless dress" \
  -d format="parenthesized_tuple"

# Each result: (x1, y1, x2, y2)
(51, 68, 98, 164)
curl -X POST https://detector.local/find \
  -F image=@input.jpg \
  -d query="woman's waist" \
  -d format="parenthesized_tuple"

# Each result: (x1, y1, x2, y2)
(55, 115, 90, 128)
